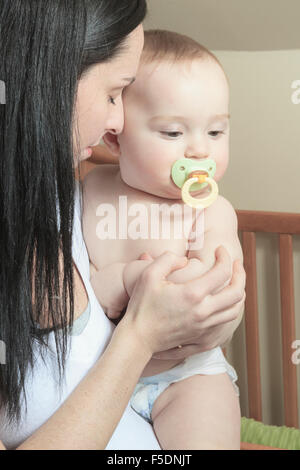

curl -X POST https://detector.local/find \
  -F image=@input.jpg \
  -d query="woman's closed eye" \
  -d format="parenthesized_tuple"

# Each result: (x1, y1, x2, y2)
(108, 96, 117, 105)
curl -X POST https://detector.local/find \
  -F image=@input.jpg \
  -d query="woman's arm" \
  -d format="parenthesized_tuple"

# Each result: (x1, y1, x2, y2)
(15, 324, 151, 450)
(0, 248, 243, 450)
(3, 252, 186, 450)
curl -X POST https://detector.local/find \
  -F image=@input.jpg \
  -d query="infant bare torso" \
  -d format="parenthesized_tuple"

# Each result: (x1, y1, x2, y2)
(82, 164, 205, 377)
(82, 164, 202, 268)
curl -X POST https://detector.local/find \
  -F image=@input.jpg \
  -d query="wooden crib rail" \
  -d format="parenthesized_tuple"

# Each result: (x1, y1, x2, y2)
(236, 209, 300, 429)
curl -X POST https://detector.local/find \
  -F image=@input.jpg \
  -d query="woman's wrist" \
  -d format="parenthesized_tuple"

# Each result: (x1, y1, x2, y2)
(112, 314, 153, 364)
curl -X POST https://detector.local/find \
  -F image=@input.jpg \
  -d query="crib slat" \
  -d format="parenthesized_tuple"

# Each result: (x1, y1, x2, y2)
(279, 234, 298, 428)
(242, 231, 262, 421)
(237, 210, 300, 235)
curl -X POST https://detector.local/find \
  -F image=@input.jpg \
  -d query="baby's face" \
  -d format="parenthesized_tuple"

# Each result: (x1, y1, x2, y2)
(116, 58, 230, 199)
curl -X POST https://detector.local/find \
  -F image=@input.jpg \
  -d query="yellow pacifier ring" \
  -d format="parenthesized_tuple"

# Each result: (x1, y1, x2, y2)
(181, 173, 219, 209)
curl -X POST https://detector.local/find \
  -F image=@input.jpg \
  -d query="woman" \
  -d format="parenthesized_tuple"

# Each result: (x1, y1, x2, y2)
(0, 1, 245, 450)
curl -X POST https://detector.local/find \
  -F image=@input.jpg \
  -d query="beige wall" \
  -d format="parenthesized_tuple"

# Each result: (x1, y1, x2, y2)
(215, 50, 300, 213)
(144, 0, 300, 51)
(145, 3, 300, 426)
(211, 50, 300, 426)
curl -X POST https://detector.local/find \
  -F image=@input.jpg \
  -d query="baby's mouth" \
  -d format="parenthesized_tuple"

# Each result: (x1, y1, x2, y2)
(170, 158, 218, 209)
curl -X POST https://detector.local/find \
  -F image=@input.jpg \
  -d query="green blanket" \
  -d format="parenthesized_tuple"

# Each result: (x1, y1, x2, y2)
(241, 417, 300, 450)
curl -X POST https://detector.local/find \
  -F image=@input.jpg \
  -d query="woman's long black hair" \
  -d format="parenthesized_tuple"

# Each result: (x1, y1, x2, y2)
(0, 0, 147, 426)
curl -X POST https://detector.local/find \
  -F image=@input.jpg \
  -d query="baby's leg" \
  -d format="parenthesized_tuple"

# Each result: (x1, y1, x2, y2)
(151, 373, 240, 450)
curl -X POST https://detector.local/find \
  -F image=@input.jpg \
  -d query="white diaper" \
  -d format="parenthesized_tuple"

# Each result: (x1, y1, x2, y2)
(130, 346, 239, 424)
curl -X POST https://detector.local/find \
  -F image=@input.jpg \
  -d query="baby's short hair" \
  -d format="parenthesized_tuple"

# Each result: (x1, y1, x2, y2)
(142, 29, 222, 69)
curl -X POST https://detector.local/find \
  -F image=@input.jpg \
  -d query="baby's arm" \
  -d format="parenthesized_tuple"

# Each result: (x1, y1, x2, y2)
(167, 196, 244, 349)
(90, 258, 152, 319)
(168, 196, 243, 289)
(89, 261, 128, 319)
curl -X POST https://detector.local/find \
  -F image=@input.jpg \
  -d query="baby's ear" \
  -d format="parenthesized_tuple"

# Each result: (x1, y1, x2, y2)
(102, 132, 121, 157)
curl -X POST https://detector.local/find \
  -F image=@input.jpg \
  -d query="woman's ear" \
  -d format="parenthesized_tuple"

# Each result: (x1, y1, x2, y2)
(102, 132, 121, 157)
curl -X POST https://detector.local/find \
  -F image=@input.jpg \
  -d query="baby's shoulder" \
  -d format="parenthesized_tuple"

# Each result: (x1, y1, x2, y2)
(211, 194, 235, 212)
(205, 195, 237, 229)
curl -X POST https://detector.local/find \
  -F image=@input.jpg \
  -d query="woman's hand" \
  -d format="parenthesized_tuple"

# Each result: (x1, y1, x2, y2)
(152, 257, 246, 359)
(117, 245, 246, 357)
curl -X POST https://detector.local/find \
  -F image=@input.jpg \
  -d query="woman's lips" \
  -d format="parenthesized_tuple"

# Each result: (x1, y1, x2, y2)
(82, 147, 92, 158)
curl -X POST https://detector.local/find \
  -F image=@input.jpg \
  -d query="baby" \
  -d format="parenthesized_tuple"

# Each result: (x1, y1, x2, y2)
(82, 30, 243, 450)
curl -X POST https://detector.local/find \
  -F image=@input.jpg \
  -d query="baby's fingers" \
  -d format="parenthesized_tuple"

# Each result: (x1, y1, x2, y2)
(140, 251, 188, 284)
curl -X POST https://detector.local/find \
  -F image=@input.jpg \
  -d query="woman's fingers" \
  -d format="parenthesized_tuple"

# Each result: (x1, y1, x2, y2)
(140, 251, 188, 283)
(201, 294, 246, 329)
(181, 246, 232, 302)
(206, 259, 246, 315)
(232, 258, 246, 290)
(153, 344, 205, 360)
(192, 260, 246, 326)
(124, 248, 245, 354)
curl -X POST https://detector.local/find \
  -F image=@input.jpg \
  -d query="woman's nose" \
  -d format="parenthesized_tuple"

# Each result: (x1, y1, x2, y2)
(106, 99, 124, 135)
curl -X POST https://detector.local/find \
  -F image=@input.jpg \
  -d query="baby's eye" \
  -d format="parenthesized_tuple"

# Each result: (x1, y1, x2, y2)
(160, 131, 183, 138)
(209, 130, 224, 137)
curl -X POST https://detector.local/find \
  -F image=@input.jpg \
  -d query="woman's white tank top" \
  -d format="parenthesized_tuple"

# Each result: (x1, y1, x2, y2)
(0, 181, 160, 450)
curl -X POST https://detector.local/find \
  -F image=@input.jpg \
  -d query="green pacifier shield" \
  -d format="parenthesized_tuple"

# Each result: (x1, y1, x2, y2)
(171, 158, 216, 191)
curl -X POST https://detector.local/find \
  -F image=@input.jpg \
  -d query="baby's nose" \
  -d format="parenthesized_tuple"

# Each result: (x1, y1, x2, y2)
(185, 151, 209, 160)
(185, 142, 209, 159)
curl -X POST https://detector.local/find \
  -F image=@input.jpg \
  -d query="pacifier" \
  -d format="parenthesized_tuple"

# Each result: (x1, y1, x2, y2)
(171, 158, 219, 209)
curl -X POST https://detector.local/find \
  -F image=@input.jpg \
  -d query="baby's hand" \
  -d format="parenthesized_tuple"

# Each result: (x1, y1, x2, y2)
(90, 262, 130, 320)
(123, 254, 154, 298)
(104, 253, 154, 320)
(130, 254, 208, 286)
(166, 257, 208, 284)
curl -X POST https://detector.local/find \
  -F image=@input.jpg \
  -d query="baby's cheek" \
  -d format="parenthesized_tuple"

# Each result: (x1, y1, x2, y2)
(214, 152, 229, 181)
